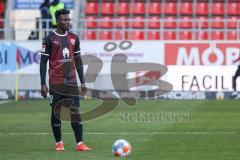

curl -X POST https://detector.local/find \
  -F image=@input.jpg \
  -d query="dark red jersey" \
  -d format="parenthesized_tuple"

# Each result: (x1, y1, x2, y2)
(41, 31, 81, 85)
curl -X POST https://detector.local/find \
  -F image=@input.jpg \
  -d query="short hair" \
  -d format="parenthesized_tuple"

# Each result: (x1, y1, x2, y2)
(55, 9, 70, 20)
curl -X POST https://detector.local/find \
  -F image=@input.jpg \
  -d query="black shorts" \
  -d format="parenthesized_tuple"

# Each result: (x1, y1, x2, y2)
(49, 85, 80, 108)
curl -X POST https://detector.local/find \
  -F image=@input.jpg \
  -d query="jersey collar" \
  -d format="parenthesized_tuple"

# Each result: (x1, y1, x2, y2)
(53, 30, 68, 36)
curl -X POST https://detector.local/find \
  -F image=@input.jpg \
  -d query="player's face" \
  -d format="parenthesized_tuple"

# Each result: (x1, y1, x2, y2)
(58, 14, 70, 31)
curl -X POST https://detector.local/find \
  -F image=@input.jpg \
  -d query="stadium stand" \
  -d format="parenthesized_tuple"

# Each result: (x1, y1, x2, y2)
(83, 0, 240, 40)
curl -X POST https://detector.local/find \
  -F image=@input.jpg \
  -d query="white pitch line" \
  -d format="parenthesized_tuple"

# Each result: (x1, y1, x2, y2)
(0, 131, 237, 136)
(0, 100, 11, 105)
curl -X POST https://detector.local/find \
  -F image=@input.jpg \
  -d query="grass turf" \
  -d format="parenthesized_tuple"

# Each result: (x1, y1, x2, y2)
(0, 99, 240, 160)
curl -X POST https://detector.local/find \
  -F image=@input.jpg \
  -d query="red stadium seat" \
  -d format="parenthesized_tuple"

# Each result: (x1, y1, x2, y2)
(179, 31, 192, 40)
(148, 2, 161, 15)
(196, 2, 208, 15)
(179, 16, 193, 28)
(164, 16, 177, 28)
(99, 16, 114, 28)
(114, 31, 128, 40)
(211, 31, 224, 40)
(99, 31, 113, 40)
(0, 19, 3, 28)
(85, 2, 98, 15)
(129, 31, 145, 40)
(85, 31, 97, 40)
(163, 31, 176, 40)
(131, 16, 145, 28)
(164, 2, 177, 15)
(101, 2, 114, 15)
(132, 2, 146, 15)
(195, 16, 208, 29)
(180, 2, 193, 15)
(227, 31, 237, 40)
(148, 16, 160, 29)
(195, 31, 209, 40)
(0, 2, 5, 14)
(211, 16, 224, 28)
(115, 16, 129, 28)
(117, 2, 130, 15)
(227, 16, 238, 29)
(211, 2, 224, 15)
(227, 3, 240, 15)
(147, 31, 160, 40)
(86, 16, 97, 28)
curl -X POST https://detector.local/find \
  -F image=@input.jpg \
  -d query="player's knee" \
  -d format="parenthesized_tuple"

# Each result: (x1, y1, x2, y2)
(70, 106, 79, 114)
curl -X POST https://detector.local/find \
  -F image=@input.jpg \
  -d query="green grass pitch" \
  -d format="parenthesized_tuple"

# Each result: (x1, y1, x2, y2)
(0, 99, 240, 160)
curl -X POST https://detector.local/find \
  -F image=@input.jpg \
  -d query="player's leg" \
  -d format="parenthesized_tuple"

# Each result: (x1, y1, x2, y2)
(69, 96, 91, 151)
(70, 105, 83, 143)
(50, 90, 65, 151)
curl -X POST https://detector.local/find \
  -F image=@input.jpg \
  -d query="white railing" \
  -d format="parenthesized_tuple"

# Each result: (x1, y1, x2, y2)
(0, 18, 239, 40)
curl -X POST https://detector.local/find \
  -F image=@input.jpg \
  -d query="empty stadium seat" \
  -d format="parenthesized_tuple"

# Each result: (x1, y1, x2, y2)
(180, 16, 193, 28)
(132, 2, 146, 15)
(196, 2, 208, 15)
(82, 1, 240, 41)
(86, 16, 97, 28)
(0, 2, 5, 14)
(148, 2, 161, 15)
(0, 19, 3, 28)
(195, 31, 209, 40)
(101, 2, 114, 15)
(195, 16, 209, 29)
(148, 16, 160, 29)
(99, 16, 114, 28)
(164, 2, 177, 15)
(227, 31, 237, 40)
(131, 16, 145, 28)
(163, 31, 176, 40)
(180, 2, 193, 15)
(115, 16, 129, 28)
(164, 16, 177, 28)
(179, 31, 192, 40)
(99, 31, 112, 40)
(211, 2, 224, 15)
(211, 31, 224, 40)
(85, 2, 98, 15)
(129, 31, 145, 40)
(227, 2, 239, 15)
(85, 31, 97, 40)
(211, 16, 224, 28)
(117, 2, 130, 15)
(114, 31, 128, 40)
(147, 31, 160, 40)
(227, 16, 238, 29)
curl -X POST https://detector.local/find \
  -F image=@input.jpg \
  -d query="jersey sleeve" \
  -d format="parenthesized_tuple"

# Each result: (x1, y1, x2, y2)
(41, 36, 51, 57)
(74, 36, 81, 57)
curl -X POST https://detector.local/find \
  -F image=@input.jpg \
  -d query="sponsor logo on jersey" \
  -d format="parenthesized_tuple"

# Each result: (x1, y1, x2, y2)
(60, 48, 71, 62)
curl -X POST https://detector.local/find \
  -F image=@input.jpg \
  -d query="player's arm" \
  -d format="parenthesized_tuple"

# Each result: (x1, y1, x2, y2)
(40, 37, 50, 98)
(74, 36, 87, 95)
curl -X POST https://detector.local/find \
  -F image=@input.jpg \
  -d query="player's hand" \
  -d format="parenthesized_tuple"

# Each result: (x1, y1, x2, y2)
(41, 84, 48, 98)
(81, 83, 87, 95)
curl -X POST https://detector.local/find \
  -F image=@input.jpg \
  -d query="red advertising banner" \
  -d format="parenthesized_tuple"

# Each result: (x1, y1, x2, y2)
(165, 43, 240, 65)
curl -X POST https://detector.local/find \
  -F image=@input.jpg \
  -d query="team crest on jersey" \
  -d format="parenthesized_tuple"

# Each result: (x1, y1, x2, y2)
(70, 39, 75, 45)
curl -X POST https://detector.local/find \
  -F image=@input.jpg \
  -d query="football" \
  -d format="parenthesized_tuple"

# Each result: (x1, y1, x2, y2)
(112, 139, 131, 157)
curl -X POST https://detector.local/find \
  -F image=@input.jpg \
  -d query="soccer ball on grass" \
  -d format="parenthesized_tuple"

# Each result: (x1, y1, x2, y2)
(112, 139, 131, 157)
